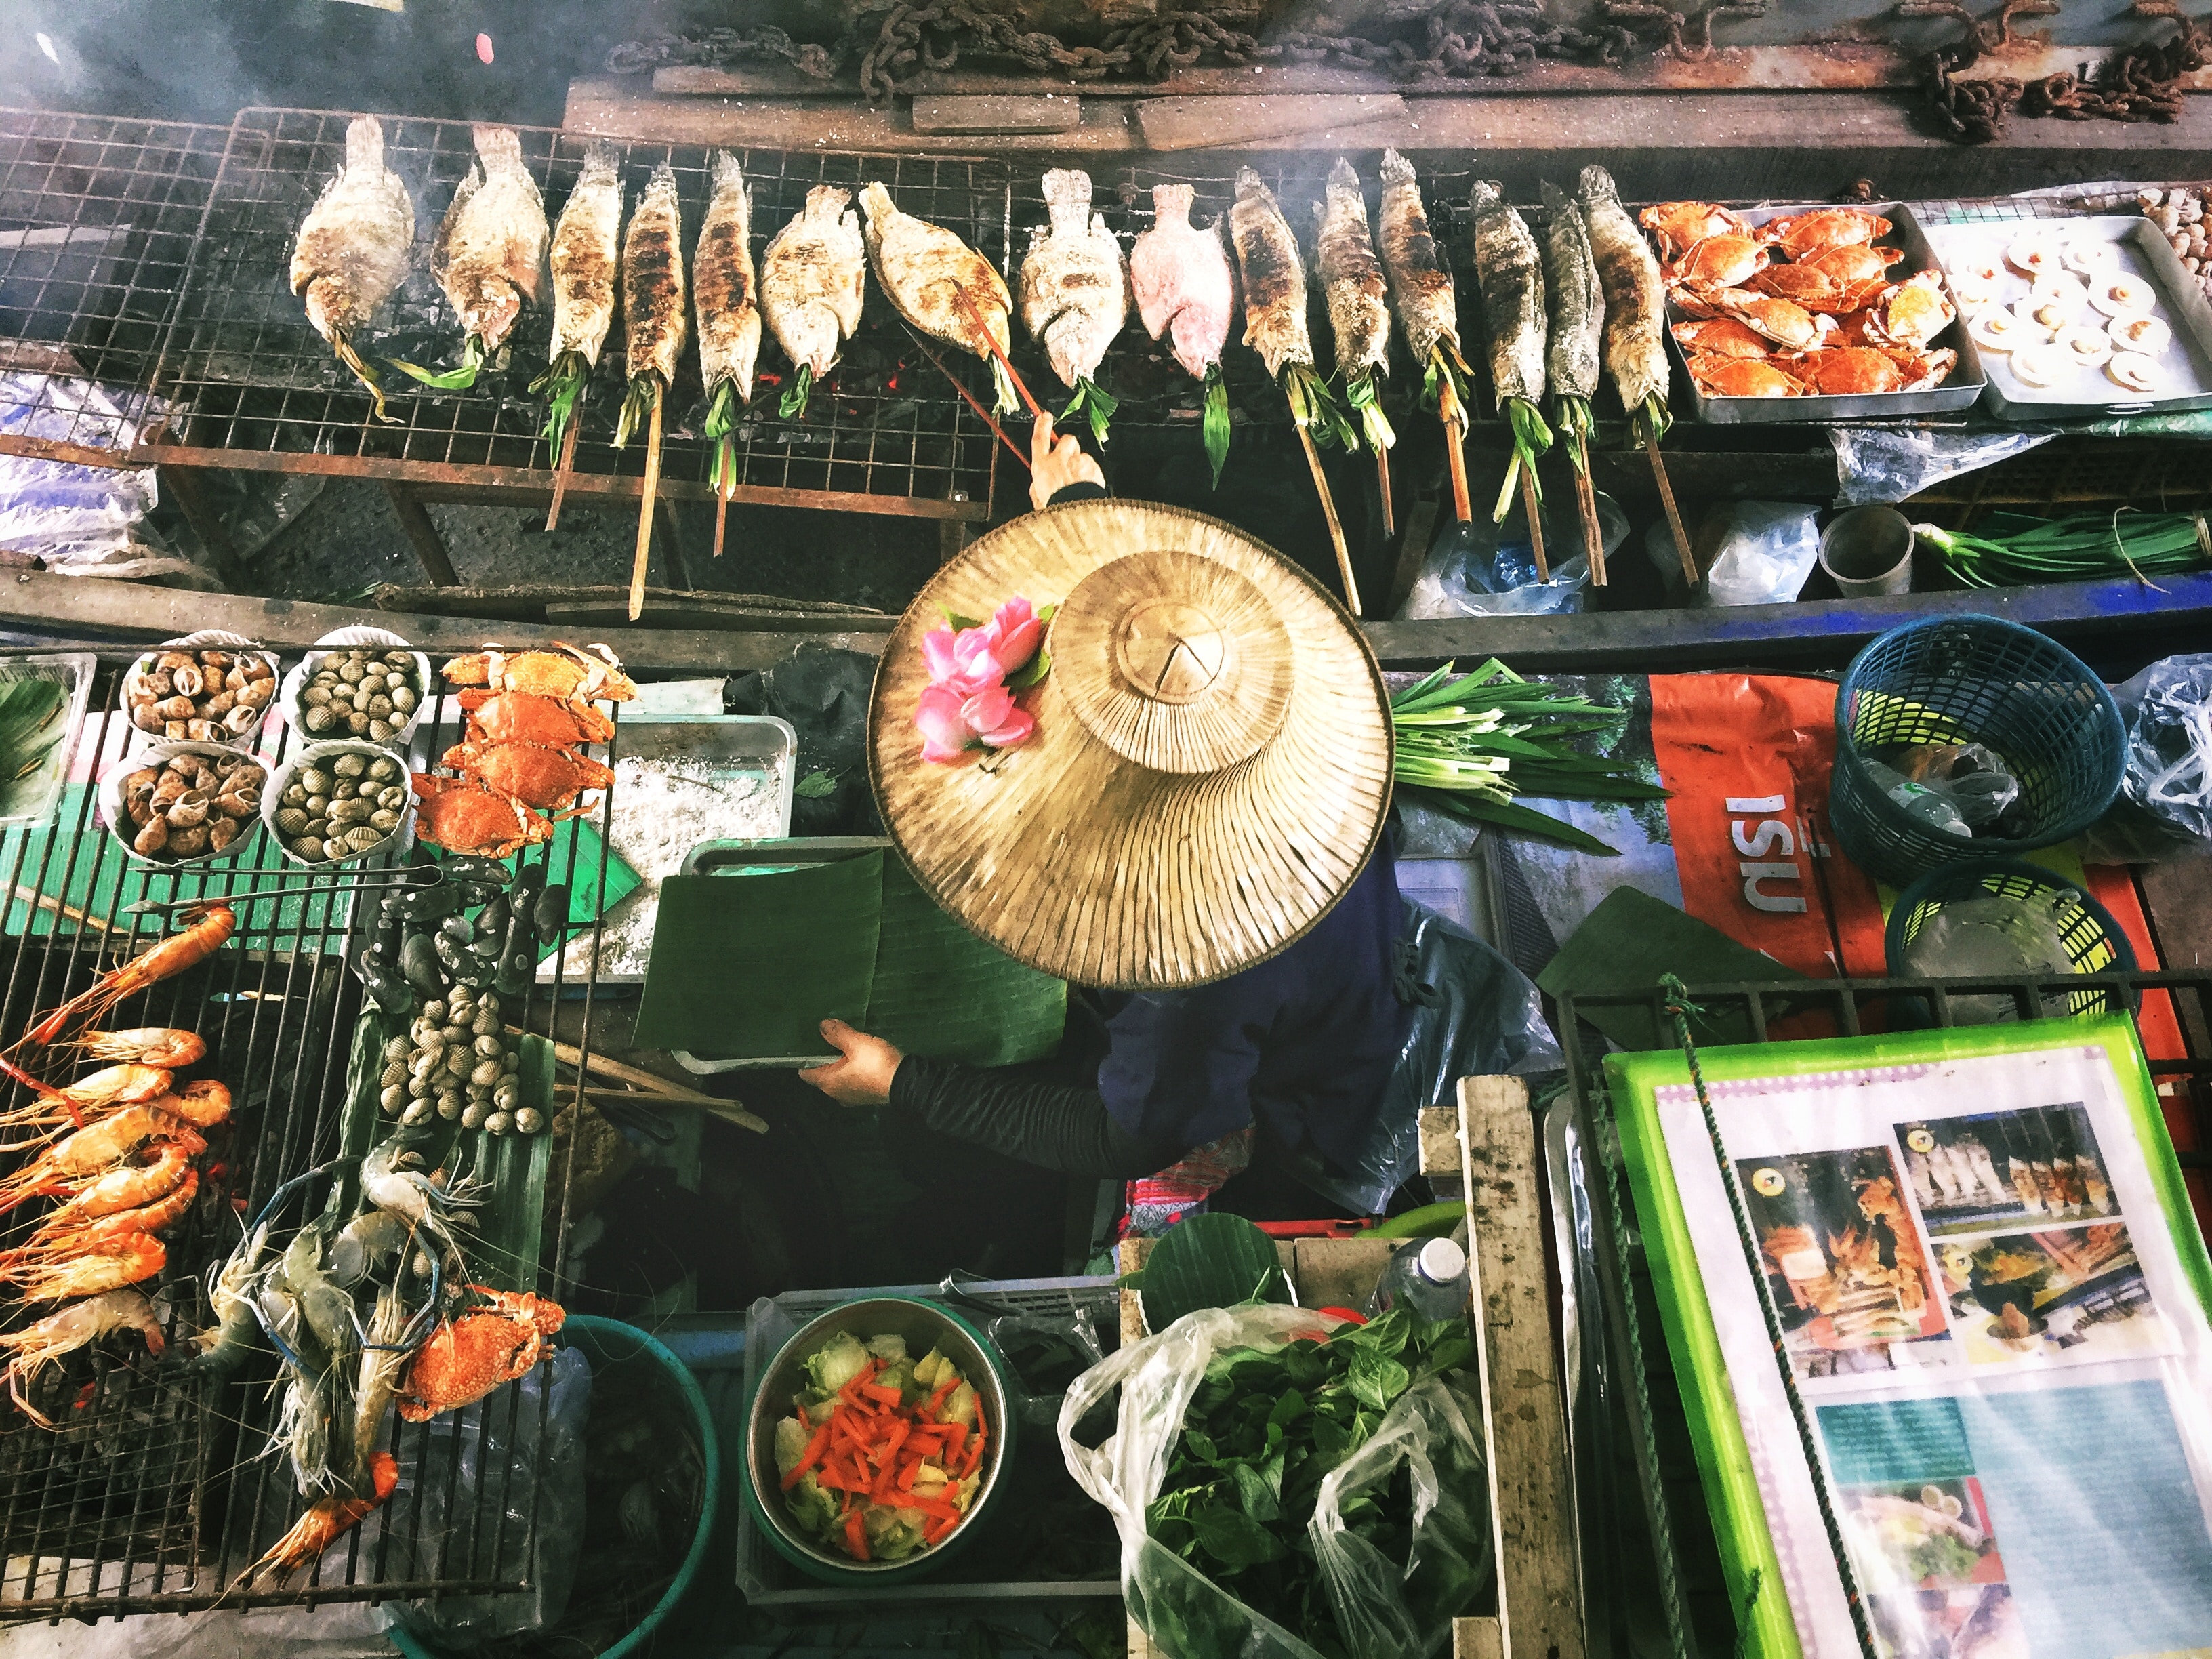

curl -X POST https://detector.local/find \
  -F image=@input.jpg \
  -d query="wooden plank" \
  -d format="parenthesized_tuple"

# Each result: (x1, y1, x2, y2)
(912, 94, 1082, 134)
(1292, 1237, 1392, 1313)
(566, 77, 1135, 154)
(1460, 1075, 1583, 1659)
(1454, 1616, 1507, 1659)
(1136, 92, 1406, 152)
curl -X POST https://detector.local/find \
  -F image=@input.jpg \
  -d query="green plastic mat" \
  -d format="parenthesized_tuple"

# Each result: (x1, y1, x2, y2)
(335, 1011, 554, 1294)
(632, 847, 1067, 1066)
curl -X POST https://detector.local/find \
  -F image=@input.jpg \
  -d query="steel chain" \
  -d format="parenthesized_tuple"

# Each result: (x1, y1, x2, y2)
(605, 25, 842, 81)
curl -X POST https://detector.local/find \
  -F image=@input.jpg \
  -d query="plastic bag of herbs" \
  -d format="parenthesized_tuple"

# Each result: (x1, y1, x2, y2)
(1060, 1299, 1492, 1659)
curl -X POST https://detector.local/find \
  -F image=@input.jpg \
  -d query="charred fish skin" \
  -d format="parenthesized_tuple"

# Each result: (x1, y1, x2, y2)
(1229, 167, 1313, 379)
(1375, 148, 1459, 370)
(760, 184, 866, 380)
(1129, 183, 1231, 382)
(431, 124, 547, 354)
(857, 180, 1015, 409)
(291, 115, 415, 346)
(1015, 167, 1130, 392)
(1540, 181, 1603, 403)
(695, 150, 762, 403)
(548, 142, 621, 367)
(1577, 165, 1668, 415)
(1313, 158, 1390, 380)
(622, 161, 688, 389)
(1468, 180, 1547, 409)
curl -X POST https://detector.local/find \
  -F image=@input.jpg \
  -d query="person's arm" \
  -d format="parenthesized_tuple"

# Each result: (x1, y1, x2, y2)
(799, 1019, 1180, 1177)
(1028, 413, 1105, 511)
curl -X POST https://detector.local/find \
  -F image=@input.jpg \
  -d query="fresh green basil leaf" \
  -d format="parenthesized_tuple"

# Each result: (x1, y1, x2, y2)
(1192, 1500, 1284, 1570)
(1231, 1460, 1280, 1523)
(1269, 1389, 1308, 1429)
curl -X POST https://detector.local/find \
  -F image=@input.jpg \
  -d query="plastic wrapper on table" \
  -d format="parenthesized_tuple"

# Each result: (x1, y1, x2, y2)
(2082, 653, 2212, 863)
(1059, 1302, 1494, 1659)
(1650, 501, 1820, 607)
(0, 372, 163, 569)
(1395, 492, 1627, 619)
(1826, 426, 2054, 509)
(1299, 899, 1562, 1218)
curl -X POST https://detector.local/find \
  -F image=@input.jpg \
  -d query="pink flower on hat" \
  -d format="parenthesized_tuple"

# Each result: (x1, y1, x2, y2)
(915, 594, 1048, 762)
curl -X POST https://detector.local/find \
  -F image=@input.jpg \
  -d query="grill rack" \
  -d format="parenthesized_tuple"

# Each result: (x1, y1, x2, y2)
(0, 658, 619, 1617)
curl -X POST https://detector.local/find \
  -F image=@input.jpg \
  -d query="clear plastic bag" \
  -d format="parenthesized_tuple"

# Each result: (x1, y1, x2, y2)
(1298, 899, 1562, 1217)
(1396, 493, 1625, 619)
(2081, 653, 2212, 863)
(1683, 501, 1822, 607)
(1894, 742, 2022, 832)
(1826, 426, 2053, 508)
(1896, 888, 2083, 1024)
(1059, 1303, 1492, 1659)
(0, 373, 163, 569)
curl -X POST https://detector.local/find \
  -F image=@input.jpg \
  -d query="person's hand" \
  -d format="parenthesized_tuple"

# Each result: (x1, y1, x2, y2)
(798, 1019, 904, 1106)
(1029, 412, 1104, 512)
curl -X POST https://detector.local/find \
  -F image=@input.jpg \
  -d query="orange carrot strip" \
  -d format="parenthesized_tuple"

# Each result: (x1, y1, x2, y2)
(781, 1425, 834, 1490)
(844, 1509, 870, 1561)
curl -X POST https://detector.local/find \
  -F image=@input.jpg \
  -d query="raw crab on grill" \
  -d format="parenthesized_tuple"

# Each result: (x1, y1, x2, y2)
(396, 1286, 566, 1422)
(409, 775, 558, 857)
(441, 740, 615, 816)
(1755, 208, 1894, 260)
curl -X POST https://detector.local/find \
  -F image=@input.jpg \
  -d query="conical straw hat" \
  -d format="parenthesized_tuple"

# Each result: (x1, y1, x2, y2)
(868, 499, 1393, 989)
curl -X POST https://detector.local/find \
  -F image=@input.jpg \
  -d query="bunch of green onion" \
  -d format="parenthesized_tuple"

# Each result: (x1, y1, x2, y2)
(1917, 510, 2212, 589)
(1392, 659, 1669, 856)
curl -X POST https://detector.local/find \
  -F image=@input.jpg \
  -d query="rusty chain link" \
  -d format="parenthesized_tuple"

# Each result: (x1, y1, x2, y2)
(1908, 0, 2208, 142)
(605, 25, 842, 80)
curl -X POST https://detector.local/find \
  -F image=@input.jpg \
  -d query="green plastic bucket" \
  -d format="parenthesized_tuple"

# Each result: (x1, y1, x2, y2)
(386, 1314, 719, 1659)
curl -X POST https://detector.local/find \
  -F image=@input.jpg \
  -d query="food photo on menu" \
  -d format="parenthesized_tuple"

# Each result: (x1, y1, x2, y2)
(1898, 1105, 2116, 1240)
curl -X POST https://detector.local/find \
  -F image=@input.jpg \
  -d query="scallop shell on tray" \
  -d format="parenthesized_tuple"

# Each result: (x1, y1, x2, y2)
(119, 629, 282, 753)
(262, 738, 417, 868)
(277, 626, 434, 747)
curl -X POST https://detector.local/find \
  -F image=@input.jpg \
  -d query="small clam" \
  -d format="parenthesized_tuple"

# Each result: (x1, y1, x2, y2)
(304, 817, 329, 839)
(438, 1091, 466, 1121)
(347, 712, 370, 736)
(383, 1035, 413, 1063)
(274, 807, 310, 836)
(304, 790, 329, 813)
(369, 720, 393, 741)
(333, 752, 367, 779)
(366, 695, 393, 719)
(303, 705, 336, 734)
(484, 1111, 513, 1136)
(282, 783, 308, 808)
(384, 651, 413, 670)
(304, 769, 333, 798)
(165, 789, 210, 828)
(338, 659, 366, 684)
(303, 685, 332, 708)
(493, 1078, 522, 1109)
(401, 1100, 432, 1127)
(474, 1033, 502, 1059)
(369, 756, 401, 782)
(446, 1047, 474, 1080)
(380, 1057, 409, 1088)
(346, 825, 387, 852)
(380, 1084, 407, 1115)
(166, 823, 209, 858)
(461, 1101, 490, 1130)
(291, 836, 325, 861)
(369, 808, 401, 834)
(207, 815, 241, 853)
(391, 685, 419, 715)
(133, 818, 169, 856)
(470, 1058, 504, 1088)
(514, 1107, 546, 1135)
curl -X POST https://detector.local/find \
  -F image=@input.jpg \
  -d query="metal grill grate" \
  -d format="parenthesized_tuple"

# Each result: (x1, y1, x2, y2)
(0, 655, 617, 1616)
(153, 110, 1005, 518)
(0, 109, 226, 458)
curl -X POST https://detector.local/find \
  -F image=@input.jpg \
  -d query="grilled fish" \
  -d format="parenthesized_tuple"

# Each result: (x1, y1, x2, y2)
(1540, 182, 1603, 403)
(695, 152, 762, 405)
(289, 115, 414, 416)
(859, 180, 1016, 413)
(1578, 165, 1669, 418)
(622, 161, 687, 391)
(1228, 168, 1313, 379)
(1375, 148, 1460, 372)
(431, 124, 547, 356)
(1017, 169, 1129, 392)
(1468, 182, 1545, 409)
(760, 185, 866, 403)
(1130, 184, 1231, 382)
(546, 142, 621, 369)
(1313, 159, 1389, 381)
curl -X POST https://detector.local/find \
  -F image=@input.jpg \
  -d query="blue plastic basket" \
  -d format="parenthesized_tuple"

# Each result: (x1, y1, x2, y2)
(1831, 615, 2124, 888)
(1885, 859, 2137, 1019)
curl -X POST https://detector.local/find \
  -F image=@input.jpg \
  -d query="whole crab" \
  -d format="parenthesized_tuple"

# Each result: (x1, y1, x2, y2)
(409, 774, 556, 857)
(1685, 352, 1805, 398)
(1639, 201, 1749, 262)
(441, 740, 615, 815)
(1861, 270, 1957, 351)
(464, 691, 616, 748)
(396, 1286, 565, 1422)
(1709, 289, 1831, 352)
(1748, 260, 1893, 316)
(443, 643, 637, 706)
(1755, 209, 1894, 261)
(1664, 235, 1769, 314)
(1671, 317, 1775, 359)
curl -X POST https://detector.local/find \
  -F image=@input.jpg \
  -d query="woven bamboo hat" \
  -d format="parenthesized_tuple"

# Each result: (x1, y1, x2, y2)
(867, 499, 1392, 989)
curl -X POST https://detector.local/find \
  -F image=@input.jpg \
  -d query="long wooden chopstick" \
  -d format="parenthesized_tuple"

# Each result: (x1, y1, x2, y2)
(1573, 432, 1606, 586)
(581, 1084, 768, 1134)
(954, 289, 1045, 422)
(906, 330, 1029, 470)
(1647, 426, 1698, 584)
(629, 388, 664, 622)
(1376, 448, 1395, 539)
(1296, 423, 1361, 617)
(544, 417, 581, 533)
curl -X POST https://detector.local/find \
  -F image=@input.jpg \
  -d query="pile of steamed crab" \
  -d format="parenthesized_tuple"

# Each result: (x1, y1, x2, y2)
(1643, 202, 1961, 401)
(409, 644, 633, 858)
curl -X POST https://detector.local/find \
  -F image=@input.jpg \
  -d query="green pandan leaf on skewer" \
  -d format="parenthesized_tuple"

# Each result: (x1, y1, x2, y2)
(612, 373, 660, 449)
(1200, 363, 1231, 491)
(779, 362, 816, 420)
(388, 333, 486, 391)
(1062, 376, 1117, 449)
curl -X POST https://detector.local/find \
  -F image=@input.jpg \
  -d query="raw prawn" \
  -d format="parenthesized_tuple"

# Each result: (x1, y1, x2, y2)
(64, 1028, 206, 1069)
(5, 1168, 197, 1258)
(0, 1105, 207, 1214)
(0, 1062, 174, 1133)
(239, 1451, 398, 1585)
(16, 904, 235, 1051)
(0, 1231, 164, 1299)
(0, 1288, 165, 1428)
(195, 1221, 270, 1374)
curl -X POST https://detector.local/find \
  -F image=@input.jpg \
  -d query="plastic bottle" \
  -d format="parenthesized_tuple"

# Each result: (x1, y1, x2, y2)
(1366, 1236, 1471, 1322)
(1863, 760, 1973, 838)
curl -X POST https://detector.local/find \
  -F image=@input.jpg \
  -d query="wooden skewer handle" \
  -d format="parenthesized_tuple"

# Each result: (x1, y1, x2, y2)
(629, 392, 664, 622)
(1297, 423, 1361, 617)
(1646, 426, 1698, 586)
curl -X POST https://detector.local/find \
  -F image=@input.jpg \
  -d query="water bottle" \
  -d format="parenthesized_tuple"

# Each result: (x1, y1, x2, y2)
(1366, 1236, 1470, 1322)
(1864, 760, 1973, 838)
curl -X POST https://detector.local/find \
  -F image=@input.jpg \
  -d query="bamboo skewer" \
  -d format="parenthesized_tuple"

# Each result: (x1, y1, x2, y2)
(712, 483, 730, 561)
(518, 1027, 772, 1134)
(1647, 425, 1697, 585)
(1376, 449, 1395, 539)
(1520, 465, 1549, 583)
(1573, 432, 1607, 586)
(544, 416, 580, 533)
(907, 331, 1030, 470)
(581, 1085, 768, 1134)
(1296, 423, 1361, 616)
(1437, 372, 1473, 523)
(7, 885, 108, 934)
(628, 388, 664, 622)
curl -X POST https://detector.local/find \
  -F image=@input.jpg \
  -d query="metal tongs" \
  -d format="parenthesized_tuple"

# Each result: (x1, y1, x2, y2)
(121, 867, 451, 916)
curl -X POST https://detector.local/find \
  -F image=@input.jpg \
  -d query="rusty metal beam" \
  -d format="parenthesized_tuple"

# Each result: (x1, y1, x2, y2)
(381, 481, 461, 588)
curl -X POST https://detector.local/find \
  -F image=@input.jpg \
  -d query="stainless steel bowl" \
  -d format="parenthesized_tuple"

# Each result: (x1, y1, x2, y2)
(744, 1296, 1014, 1578)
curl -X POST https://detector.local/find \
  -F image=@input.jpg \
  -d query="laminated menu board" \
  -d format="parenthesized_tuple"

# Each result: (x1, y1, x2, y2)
(1607, 1017, 2212, 1659)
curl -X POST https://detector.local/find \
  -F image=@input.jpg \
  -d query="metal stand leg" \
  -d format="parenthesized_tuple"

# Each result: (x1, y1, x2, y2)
(382, 483, 460, 586)
(159, 464, 241, 587)
(656, 497, 693, 593)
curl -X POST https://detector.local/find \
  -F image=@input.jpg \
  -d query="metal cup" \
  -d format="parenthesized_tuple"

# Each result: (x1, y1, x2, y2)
(1819, 506, 1916, 597)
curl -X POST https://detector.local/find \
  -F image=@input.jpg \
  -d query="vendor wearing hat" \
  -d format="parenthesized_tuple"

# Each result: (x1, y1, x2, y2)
(802, 416, 1409, 1224)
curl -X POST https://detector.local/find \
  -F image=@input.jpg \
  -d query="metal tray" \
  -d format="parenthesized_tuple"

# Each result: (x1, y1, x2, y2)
(1919, 213, 2212, 419)
(1669, 202, 1988, 423)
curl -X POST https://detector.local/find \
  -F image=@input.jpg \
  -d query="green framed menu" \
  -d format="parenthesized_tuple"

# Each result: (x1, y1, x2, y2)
(1607, 1017, 2212, 1659)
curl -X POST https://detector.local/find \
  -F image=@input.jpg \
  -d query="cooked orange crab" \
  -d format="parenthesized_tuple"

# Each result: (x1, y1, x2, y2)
(409, 775, 558, 857)
(1639, 201, 1750, 261)
(1686, 353, 1805, 398)
(1710, 289, 1830, 351)
(1664, 234, 1769, 304)
(1672, 317, 1775, 359)
(1795, 244, 1902, 283)
(1747, 263, 1887, 316)
(464, 691, 617, 748)
(397, 1286, 566, 1422)
(1756, 209, 1893, 260)
(1782, 344, 1958, 395)
(443, 644, 637, 705)
(441, 740, 615, 816)
(1862, 270, 1956, 350)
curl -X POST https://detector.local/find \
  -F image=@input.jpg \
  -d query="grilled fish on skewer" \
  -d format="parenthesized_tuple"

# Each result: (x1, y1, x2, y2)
(1314, 157, 1395, 460)
(761, 185, 866, 419)
(1229, 167, 1349, 447)
(289, 115, 414, 422)
(1540, 180, 1607, 581)
(395, 125, 547, 390)
(1467, 180, 1553, 524)
(1376, 147, 1473, 520)
(532, 142, 621, 459)
(859, 181, 1017, 414)
(1017, 168, 1130, 445)
(1576, 165, 1671, 439)
(695, 151, 762, 511)
(1130, 184, 1233, 486)
(615, 161, 687, 447)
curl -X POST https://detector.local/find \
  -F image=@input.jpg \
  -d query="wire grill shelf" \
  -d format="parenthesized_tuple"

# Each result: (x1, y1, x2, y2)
(0, 656, 618, 1618)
